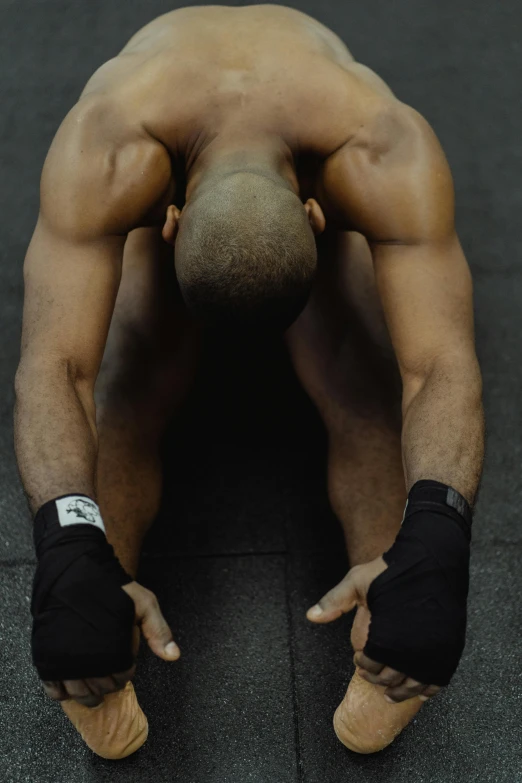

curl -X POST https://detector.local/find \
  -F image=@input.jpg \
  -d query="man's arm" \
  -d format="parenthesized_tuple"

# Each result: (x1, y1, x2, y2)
(373, 237, 483, 503)
(15, 103, 179, 706)
(15, 222, 124, 511)
(320, 104, 484, 503)
(15, 102, 173, 513)
(307, 106, 483, 703)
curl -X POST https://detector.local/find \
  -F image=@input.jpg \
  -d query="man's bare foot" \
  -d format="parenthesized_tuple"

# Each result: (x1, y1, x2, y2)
(333, 666, 423, 753)
(61, 680, 148, 759)
(333, 605, 423, 753)
(45, 582, 180, 758)
(60, 626, 148, 759)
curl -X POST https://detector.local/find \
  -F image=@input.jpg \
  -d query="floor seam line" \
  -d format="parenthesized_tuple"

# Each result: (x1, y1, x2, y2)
(284, 552, 304, 783)
(0, 558, 36, 567)
(141, 549, 288, 561)
(0, 550, 289, 567)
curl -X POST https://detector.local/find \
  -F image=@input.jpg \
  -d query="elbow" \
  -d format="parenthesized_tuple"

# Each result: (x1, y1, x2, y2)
(401, 353, 483, 412)
(15, 355, 97, 428)
(15, 357, 49, 404)
(16, 353, 92, 389)
(15, 354, 98, 441)
(15, 354, 69, 399)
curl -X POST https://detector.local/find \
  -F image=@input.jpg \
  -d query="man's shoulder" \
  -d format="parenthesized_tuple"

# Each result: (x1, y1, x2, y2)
(41, 97, 173, 239)
(319, 98, 446, 196)
(341, 99, 436, 162)
(316, 99, 453, 238)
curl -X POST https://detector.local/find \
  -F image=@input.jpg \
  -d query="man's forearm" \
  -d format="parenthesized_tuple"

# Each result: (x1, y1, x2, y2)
(401, 357, 484, 505)
(14, 358, 98, 515)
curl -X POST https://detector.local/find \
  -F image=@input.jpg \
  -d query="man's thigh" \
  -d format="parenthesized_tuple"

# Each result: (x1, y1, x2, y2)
(285, 229, 401, 427)
(96, 227, 202, 428)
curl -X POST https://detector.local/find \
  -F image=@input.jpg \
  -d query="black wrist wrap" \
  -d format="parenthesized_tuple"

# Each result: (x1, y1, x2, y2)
(363, 480, 472, 687)
(31, 496, 135, 681)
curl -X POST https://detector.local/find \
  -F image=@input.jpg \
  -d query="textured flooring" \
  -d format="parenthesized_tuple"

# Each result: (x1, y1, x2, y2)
(1, 1, 521, 781)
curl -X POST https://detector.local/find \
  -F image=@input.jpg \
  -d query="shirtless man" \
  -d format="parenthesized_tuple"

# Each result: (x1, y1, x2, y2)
(14, 4, 484, 759)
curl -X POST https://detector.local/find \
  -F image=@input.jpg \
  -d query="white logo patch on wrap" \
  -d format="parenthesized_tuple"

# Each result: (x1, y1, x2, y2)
(55, 495, 106, 534)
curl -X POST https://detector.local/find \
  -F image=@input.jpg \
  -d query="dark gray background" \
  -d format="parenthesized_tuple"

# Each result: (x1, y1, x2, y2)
(1, 2, 521, 781)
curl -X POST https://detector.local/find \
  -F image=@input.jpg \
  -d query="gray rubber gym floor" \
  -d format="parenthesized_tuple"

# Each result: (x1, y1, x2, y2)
(1, 1, 521, 781)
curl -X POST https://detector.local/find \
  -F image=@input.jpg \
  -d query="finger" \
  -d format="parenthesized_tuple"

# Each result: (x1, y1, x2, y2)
(134, 589, 180, 661)
(360, 666, 406, 688)
(112, 663, 137, 687)
(307, 573, 358, 624)
(63, 679, 103, 708)
(110, 675, 127, 691)
(353, 651, 384, 674)
(419, 684, 442, 702)
(84, 676, 123, 697)
(385, 677, 427, 704)
(42, 681, 68, 701)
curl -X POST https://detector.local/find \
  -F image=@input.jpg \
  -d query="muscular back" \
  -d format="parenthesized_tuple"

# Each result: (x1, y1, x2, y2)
(18, 4, 479, 522)
(77, 5, 395, 195)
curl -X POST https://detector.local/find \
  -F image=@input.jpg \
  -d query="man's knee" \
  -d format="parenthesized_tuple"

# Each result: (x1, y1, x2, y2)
(95, 318, 201, 429)
(287, 313, 401, 435)
(288, 228, 403, 425)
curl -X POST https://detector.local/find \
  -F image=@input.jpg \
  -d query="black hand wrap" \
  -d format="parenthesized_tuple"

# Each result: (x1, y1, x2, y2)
(363, 480, 472, 686)
(31, 495, 135, 682)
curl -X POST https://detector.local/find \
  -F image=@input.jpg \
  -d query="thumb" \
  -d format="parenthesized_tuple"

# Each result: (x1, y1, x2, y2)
(306, 571, 358, 624)
(125, 585, 180, 661)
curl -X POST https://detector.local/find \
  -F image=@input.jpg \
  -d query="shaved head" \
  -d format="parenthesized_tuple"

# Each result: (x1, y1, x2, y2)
(174, 171, 317, 330)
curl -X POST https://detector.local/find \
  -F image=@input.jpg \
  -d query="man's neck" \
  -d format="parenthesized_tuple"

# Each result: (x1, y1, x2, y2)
(185, 139, 299, 203)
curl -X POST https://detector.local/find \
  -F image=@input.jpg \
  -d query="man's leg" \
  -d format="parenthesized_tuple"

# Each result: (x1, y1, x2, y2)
(286, 230, 405, 566)
(95, 227, 201, 577)
(286, 230, 421, 753)
(61, 227, 201, 759)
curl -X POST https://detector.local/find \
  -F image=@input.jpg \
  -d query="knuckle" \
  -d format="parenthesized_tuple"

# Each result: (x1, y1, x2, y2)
(65, 682, 89, 699)
(151, 624, 168, 642)
(145, 589, 158, 607)
(68, 689, 86, 700)
(380, 675, 398, 686)
(157, 615, 169, 631)
(114, 664, 136, 683)
(80, 694, 102, 707)
(140, 591, 155, 611)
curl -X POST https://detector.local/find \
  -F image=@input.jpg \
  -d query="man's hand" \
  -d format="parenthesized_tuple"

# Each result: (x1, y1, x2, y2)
(41, 581, 180, 708)
(307, 558, 441, 704)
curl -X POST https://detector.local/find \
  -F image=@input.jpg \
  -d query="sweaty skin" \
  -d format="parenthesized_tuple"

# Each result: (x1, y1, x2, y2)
(15, 4, 484, 757)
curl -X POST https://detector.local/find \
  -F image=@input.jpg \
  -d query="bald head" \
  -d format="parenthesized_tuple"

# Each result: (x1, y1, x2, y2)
(175, 171, 317, 330)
